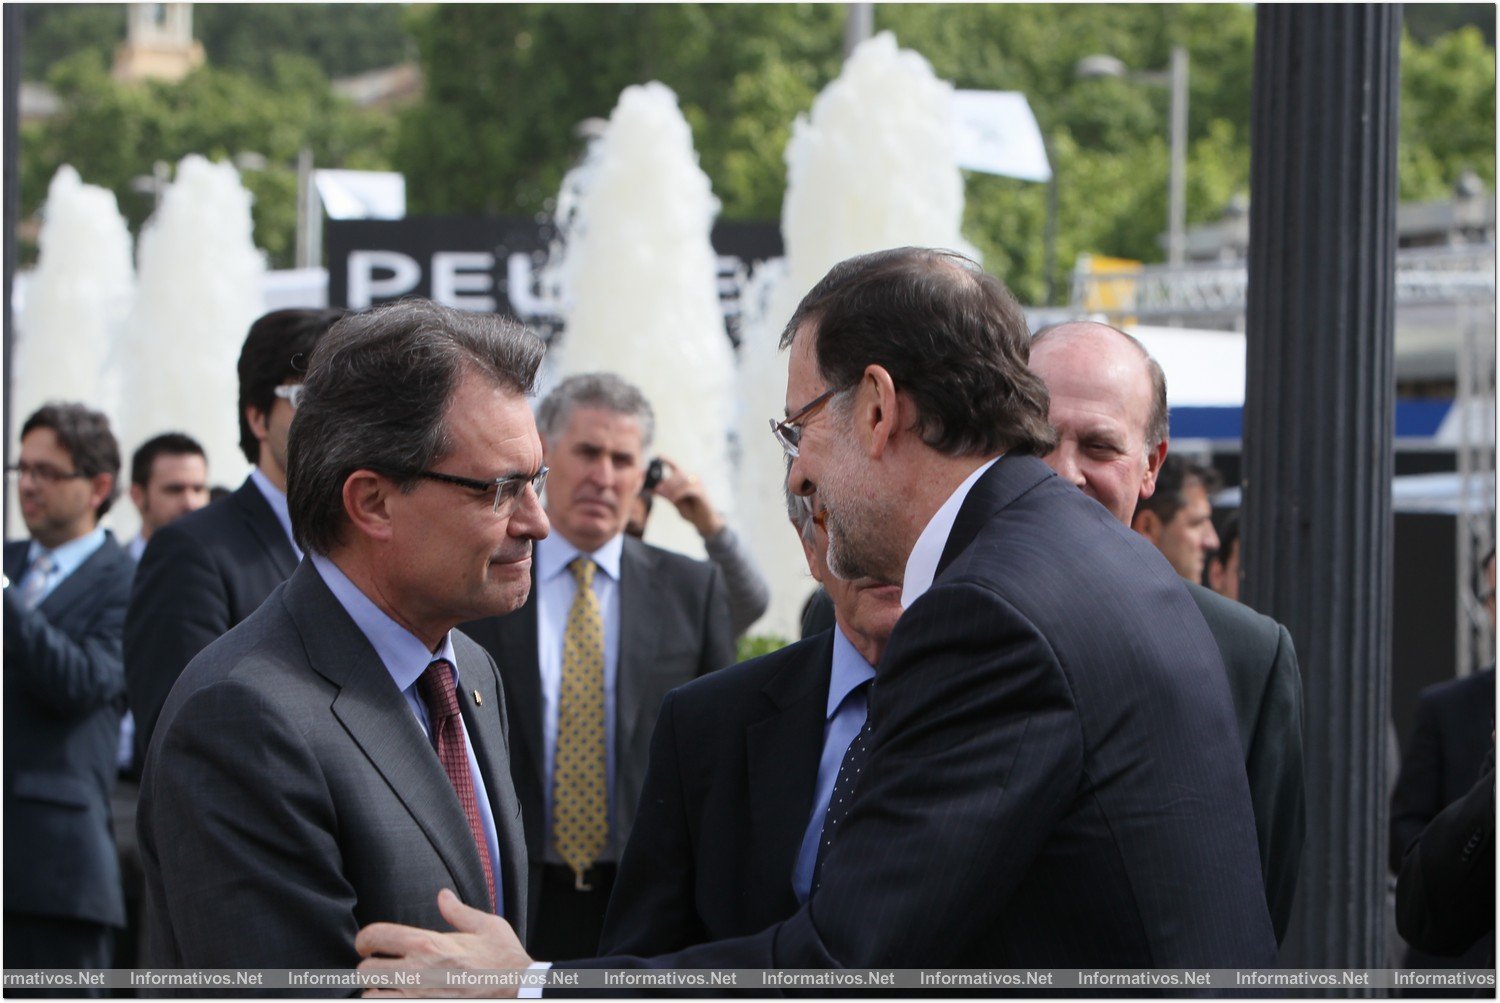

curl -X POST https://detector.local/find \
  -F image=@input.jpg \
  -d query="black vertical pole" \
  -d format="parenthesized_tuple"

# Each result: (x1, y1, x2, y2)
(4, 6, 22, 536)
(1243, 5, 1400, 971)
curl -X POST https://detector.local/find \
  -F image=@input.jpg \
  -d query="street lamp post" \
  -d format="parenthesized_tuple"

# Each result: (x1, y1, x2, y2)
(1077, 45, 1190, 266)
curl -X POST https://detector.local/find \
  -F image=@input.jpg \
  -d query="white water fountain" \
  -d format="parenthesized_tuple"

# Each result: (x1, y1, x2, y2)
(737, 31, 976, 638)
(14, 165, 135, 442)
(116, 154, 266, 522)
(543, 81, 736, 560)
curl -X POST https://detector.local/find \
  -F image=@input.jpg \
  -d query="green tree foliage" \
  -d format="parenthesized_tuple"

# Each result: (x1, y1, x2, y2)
(20, 51, 394, 267)
(1399, 26, 1497, 201)
(19, 3, 409, 81)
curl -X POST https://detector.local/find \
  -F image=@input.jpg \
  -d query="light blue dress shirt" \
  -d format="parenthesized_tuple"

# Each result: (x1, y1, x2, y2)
(309, 552, 503, 915)
(249, 467, 303, 561)
(791, 624, 878, 903)
(21, 526, 107, 606)
(534, 532, 624, 863)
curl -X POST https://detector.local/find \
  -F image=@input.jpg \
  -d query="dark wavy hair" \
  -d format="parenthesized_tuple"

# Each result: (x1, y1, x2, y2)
(780, 247, 1055, 457)
(236, 308, 346, 465)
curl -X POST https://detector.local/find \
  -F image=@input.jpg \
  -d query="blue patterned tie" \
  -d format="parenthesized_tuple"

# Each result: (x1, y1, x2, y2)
(812, 681, 874, 892)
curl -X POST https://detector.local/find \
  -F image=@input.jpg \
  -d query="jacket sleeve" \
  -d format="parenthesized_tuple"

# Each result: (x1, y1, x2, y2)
(125, 523, 231, 766)
(1390, 694, 1446, 872)
(1395, 757, 1495, 956)
(1248, 623, 1306, 945)
(697, 565, 735, 677)
(4, 567, 128, 716)
(702, 526, 771, 638)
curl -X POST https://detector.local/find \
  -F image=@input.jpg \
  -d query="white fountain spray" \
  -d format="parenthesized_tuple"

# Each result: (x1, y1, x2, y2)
(116, 155, 266, 525)
(544, 81, 736, 560)
(737, 31, 976, 638)
(14, 165, 135, 440)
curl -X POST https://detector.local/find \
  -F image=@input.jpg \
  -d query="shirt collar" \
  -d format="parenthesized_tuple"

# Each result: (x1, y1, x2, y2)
(537, 531, 624, 583)
(248, 467, 302, 558)
(826, 624, 878, 720)
(900, 456, 1000, 609)
(30, 526, 107, 580)
(309, 552, 456, 694)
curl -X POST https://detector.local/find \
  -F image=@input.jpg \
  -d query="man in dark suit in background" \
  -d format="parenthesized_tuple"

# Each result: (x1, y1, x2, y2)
(357, 248, 1276, 982)
(1390, 547, 1496, 971)
(124, 307, 343, 768)
(4, 403, 135, 980)
(462, 373, 733, 960)
(1030, 319, 1306, 943)
(138, 299, 542, 970)
(599, 486, 902, 954)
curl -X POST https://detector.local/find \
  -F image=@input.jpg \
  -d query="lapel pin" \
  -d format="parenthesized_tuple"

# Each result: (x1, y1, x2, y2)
(472, 689, 483, 706)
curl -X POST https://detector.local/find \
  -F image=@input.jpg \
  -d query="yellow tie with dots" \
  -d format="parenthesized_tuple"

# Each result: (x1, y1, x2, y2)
(553, 556, 608, 889)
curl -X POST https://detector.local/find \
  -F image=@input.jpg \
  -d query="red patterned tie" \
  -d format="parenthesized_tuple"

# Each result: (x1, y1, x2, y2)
(418, 659, 496, 911)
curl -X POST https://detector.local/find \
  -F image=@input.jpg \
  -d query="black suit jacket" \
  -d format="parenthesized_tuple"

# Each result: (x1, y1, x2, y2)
(4, 533, 134, 928)
(138, 561, 528, 976)
(1396, 751, 1494, 961)
(1186, 581, 1305, 944)
(598, 632, 833, 954)
(460, 534, 734, 938)
(571, 455, 1276, 970)
(124, 475, 298, 770)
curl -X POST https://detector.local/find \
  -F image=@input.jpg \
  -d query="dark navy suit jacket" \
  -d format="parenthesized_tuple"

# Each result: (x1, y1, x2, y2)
(569, 454, 1277, 969)
(124, 475, 298, 771)
(4, 532, 134, 928)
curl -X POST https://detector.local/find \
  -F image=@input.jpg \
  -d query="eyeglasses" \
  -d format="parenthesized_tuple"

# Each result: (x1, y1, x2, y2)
(416, 466, 549, 515)
(273, 384, 306, 409)
(7, 462, 88, 485)
(769, 386, 843, 459)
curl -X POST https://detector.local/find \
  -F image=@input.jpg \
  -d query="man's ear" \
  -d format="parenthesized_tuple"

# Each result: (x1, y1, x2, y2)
(87, 473, 114, 516)
(1140, 440, 1168, 501)
(862, 364, 901, 459)
(342, 470, 396, 543)
(1131, 507, 1162, 544)
(129, 482, 147, 514)
(246, 405, 270, 444)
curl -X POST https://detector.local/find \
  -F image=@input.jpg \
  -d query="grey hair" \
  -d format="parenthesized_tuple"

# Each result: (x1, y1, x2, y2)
(286, 298, 545, 555)
(535, 372, 655, 449)
(1033, 320, 1170, 451)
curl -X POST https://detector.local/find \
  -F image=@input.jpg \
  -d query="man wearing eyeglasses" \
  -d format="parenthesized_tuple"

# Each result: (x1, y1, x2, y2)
(138, 299, 543, 969)
(355, 248, 1274, 985)
(124, 307, 344, 774)
(461, 373, 734, 961)
(5, 403, 135, 980)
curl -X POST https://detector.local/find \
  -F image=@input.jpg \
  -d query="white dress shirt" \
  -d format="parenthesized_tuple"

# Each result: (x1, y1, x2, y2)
(900, 457, 999, 609)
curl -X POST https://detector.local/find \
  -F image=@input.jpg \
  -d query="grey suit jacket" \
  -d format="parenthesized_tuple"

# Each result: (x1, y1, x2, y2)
(1186, 581, 1305, 945)
(138, 561, 528, 976)
(4, 534, 134, 928)
(461, 533, 733, 938)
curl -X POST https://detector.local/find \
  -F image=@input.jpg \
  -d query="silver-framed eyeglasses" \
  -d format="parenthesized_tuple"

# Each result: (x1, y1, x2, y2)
(416, 466, 549, 515)
(769, 386, 842, 459)
(273, 384, 306, 409)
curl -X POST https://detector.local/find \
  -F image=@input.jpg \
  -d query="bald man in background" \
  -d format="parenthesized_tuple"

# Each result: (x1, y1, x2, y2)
(1031, 320, 1305, 944)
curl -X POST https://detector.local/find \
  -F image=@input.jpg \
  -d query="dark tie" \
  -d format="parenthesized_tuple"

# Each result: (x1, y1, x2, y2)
(418, 658, 496, 911)
(812, 683, 875, 892)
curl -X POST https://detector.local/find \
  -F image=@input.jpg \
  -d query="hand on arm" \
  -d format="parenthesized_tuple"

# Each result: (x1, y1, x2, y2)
(357, 890, 533, 999)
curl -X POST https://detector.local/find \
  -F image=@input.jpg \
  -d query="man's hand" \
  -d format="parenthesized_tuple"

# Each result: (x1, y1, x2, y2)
(653, 456, 725, 538)
(356, 889, 534, 998)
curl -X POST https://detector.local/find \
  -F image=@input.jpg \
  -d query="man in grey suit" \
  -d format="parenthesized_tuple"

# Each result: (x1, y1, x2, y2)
(462, 373, 733, 960)
(138, 300, 548, 970)
(1031, 319, 1306, 943)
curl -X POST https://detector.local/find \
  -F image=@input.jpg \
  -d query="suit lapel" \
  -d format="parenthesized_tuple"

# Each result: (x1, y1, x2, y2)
(616, 537, 661, 768)
(36, 534, 124, 619)
(454, 646, 528, 931)
(233, 477, 299, 578)
(936, 454, 1054, 578)
(745, 631, 833, 919)
(283, 563, 492, 911)
(4, 541, 30, 585)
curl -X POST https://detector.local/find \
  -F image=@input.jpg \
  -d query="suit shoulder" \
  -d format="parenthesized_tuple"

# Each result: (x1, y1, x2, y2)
(1419, 667, 1496, 715)
(152, 493, 243, 546)
(668, 632, 826, 708)
(1187, 582, 1283, 652)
